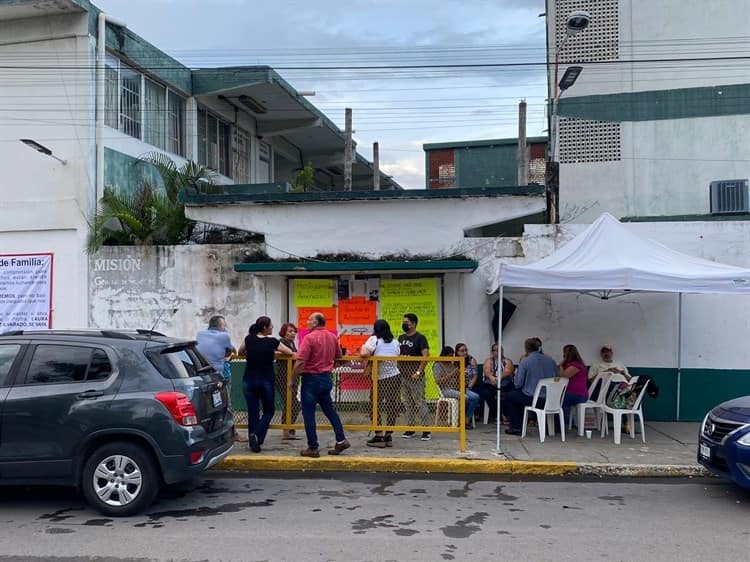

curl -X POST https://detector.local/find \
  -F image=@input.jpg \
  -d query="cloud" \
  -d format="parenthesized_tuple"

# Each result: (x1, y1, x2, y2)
(381, 156, 425, 189)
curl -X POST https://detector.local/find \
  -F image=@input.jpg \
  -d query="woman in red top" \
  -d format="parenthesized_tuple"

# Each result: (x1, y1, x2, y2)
(557, 344, 589, 424)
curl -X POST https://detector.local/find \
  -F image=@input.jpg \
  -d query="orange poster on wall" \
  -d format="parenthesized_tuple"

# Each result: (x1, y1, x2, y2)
(338, 334, 370, 355)
(297, 306, 337, 329)
(338, 297, 377, 326)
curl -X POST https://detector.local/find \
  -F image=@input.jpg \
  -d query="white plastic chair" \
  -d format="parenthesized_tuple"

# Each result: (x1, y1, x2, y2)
(435, 390, 459, 427)
(600, 376, 649, 444)
(568, 373, 628, 436)
(521, 378, 568, 443)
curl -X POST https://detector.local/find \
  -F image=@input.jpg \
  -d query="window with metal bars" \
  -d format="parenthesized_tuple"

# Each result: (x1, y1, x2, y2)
(103, 54, 185, 156)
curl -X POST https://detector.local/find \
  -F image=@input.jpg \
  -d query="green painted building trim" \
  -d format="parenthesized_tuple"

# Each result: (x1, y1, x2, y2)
(105, 25, 192, 94)
(233, 260, 479, 274)
(626, 367, 750, 422)
(104, 147, 164, 194)
(558, 82, 750, 122)
(424, 136, 548, 151)
(181, 184, 544, 205)
(622, 213, 750, 223)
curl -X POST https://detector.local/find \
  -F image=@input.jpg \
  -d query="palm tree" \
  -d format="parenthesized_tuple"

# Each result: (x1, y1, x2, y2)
(87, 153, 217, 252)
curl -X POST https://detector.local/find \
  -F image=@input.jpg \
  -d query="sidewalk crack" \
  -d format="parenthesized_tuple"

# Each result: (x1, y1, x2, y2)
(645, 423, 690, 446)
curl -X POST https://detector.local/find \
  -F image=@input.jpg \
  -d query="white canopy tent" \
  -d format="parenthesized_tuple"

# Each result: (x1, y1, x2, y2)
(488, 213, 750, 449)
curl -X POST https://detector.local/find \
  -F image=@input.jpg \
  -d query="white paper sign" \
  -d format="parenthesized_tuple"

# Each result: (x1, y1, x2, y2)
(0, 253, 53, 331)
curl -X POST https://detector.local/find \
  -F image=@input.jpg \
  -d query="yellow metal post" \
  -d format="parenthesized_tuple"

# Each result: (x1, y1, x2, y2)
(371, 357, 379, 430)
(459, 358, 466, 452)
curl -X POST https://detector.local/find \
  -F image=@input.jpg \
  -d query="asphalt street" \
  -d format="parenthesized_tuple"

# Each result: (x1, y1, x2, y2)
(0, 473, 747, 562)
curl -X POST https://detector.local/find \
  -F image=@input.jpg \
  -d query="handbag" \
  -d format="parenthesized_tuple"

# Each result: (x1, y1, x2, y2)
(223, 361, 232, 380)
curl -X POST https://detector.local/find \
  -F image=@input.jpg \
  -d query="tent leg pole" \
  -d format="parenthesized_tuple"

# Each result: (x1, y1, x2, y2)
(676, 293, 682, 421)
(496, 286, 504, 453)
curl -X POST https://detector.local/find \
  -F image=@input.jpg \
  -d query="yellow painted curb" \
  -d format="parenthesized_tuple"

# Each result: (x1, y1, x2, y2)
(216, 455, 578, 476)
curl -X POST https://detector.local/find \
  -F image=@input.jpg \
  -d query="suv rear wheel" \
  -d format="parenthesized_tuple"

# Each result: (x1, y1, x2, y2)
(82, 442, 159, 516)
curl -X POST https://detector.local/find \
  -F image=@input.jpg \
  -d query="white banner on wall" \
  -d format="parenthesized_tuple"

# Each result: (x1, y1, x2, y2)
(0, 253, 53, 331)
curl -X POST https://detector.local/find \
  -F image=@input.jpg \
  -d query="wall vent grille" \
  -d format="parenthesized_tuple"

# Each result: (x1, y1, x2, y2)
(710, 179, 750, 214)
(559, 119, 621, 163)
(555, 0, 619, 63)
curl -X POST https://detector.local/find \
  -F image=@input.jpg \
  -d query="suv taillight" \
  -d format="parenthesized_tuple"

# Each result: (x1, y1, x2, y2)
(155, 392, 199, 426)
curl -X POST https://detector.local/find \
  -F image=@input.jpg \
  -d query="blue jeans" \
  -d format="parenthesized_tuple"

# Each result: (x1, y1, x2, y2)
(300, 373, 346, 450)
(562, 393, 589, 424)
(443, 389, 480, 421)
(243, 377, 275, 445)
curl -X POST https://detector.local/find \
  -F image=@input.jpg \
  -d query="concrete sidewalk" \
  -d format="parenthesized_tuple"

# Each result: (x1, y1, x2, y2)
(216, 421, 709, 478)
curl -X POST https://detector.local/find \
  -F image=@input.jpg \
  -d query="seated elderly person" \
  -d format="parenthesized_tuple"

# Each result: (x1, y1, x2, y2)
(433, 346, 480, 429)
(588, 344, 630, 382)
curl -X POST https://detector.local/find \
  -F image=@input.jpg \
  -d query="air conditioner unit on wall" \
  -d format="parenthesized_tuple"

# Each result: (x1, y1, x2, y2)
(710, 179, 750, 214)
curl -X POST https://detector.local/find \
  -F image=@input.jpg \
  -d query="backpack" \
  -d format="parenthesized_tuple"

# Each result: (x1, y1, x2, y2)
(606, 382, 638, 409)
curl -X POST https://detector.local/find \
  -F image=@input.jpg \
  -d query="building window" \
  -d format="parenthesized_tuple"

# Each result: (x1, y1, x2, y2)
(233, 127, 251, 183)
(167, 91, 184, 156)
(103, 54, 185, 156)
(104, 55, 119, 129)
(119, 62, 141, 139)
(197, 107, 233, 178)
(257, 141, 271, 183)
(144, 78, 166, 149)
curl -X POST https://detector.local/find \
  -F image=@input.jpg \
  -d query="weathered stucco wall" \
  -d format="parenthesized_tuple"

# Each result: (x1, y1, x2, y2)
(89, 244, 265, 342)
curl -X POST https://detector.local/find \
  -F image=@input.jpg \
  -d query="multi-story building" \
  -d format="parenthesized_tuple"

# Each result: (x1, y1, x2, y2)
(0, 0, 398, 330)
(547, 0, 750, 222)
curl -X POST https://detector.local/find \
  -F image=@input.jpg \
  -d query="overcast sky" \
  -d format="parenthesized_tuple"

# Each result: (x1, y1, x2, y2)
(94, 0, 548, 188)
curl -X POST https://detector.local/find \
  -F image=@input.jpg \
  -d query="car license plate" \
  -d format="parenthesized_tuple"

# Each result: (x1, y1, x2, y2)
(212, 390, 222, 408)
(699, 443, 711, 459)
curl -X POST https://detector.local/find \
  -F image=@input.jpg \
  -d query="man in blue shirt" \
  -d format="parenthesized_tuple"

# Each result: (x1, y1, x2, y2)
(505, 338, 557, 435)
(196, 315, 235, 376)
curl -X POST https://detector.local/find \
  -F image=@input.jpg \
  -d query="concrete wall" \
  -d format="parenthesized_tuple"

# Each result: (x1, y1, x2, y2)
(549, 0, 750, 222)
(560, 115, 750, 223)
(549, 0, 750, 98)
(0, 12, 93, 328)
(187, 195, 546, 259)
(89, 244, 265, 343)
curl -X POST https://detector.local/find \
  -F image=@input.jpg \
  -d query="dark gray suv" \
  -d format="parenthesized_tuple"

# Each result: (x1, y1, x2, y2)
(0, 330, 234, 516)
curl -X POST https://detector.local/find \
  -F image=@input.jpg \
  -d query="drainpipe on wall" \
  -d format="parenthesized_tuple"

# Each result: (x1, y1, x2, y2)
(95, 12, 126, 208)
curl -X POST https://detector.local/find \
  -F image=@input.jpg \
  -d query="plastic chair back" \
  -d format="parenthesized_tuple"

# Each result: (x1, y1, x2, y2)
(531, 378, 568, 411)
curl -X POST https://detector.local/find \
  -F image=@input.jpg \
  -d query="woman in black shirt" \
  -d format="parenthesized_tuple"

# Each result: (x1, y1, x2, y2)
(240, 316, 294, 453)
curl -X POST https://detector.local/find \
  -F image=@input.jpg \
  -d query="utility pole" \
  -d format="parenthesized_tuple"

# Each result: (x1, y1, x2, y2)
(517, 99, 528, 186)
(344, 107, 353, 191)
(373, 141, 380, 191)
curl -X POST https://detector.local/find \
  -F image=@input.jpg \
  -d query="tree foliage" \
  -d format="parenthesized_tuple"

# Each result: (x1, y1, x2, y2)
(87, 153, 217, 252)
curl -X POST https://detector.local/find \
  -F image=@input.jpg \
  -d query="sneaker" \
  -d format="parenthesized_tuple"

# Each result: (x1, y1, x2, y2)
(328, 439, 351, 455)
(248, 433, 261, 453)
(420, 432, 431, 441)
(300, 447, 320, 458)
(401, 431, 416, 439)
(366, 435, 387, 449)
(384, 434, 393, 447)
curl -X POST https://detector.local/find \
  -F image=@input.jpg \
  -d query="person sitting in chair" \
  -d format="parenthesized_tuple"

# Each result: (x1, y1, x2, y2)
(588, 344, 630, 382)
(505, 338, 558, 436)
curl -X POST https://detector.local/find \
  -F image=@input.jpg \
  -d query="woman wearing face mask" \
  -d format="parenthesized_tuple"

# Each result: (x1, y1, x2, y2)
(277, 323, 301, 441)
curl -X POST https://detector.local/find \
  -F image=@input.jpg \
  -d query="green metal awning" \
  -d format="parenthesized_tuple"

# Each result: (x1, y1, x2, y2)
(233, 260, 478, 276)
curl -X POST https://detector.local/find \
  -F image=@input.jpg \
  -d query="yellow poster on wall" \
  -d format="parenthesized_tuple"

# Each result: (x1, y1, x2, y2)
(380, 279, 440, 399)
(293, 279, 334, 308)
